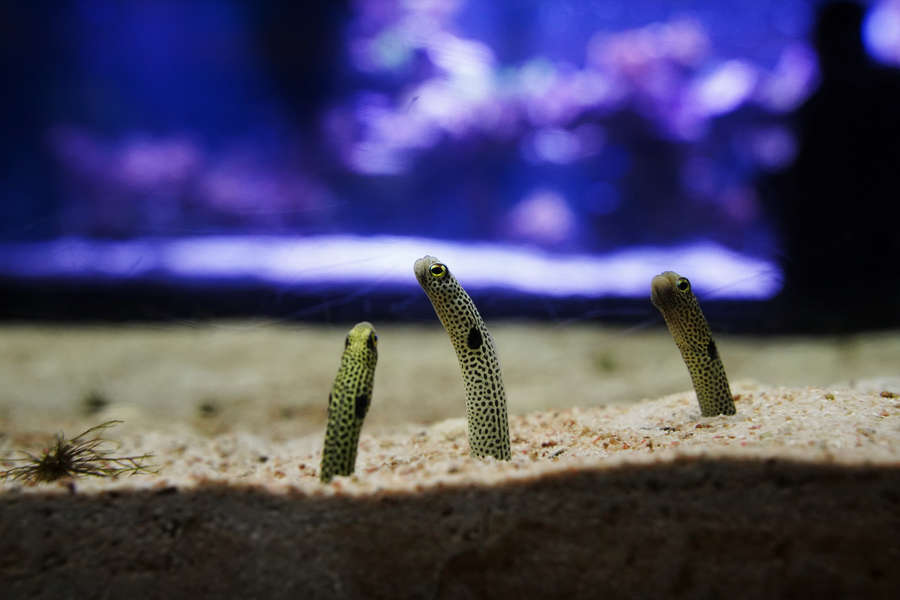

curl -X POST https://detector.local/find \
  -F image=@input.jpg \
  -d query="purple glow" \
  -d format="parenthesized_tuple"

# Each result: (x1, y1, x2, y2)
(425, 32, 495, 81)
(48, 127, 335, 233)
(506, 190, 576, 245)
(749, 127, 797, 170)
(528, 127, 582, 164)
(689, 60, 758, 117)
(0, 235, 780, 299)
(757, 43, 819, 112)
(348, 141, 408, 175)
(720, 187, 760, 223)
(587, 19, 710, 72)
(864, 0, 900, 66)
(336, 4, 817, 180)
(568, 70, 620, 109)
(119, 138, 200, 188)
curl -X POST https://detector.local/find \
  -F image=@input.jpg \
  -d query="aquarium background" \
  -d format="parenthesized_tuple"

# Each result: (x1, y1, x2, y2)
(2, 0, 899, 330)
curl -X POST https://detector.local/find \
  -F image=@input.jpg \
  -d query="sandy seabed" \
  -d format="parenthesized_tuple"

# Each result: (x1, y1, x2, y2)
(1, 322, 899, 599)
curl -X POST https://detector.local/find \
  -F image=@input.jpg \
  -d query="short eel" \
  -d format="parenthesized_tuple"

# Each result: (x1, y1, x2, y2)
(651, 271, 736, 416)
(414, 256, 511, 460)
(320, 321, 378, 482)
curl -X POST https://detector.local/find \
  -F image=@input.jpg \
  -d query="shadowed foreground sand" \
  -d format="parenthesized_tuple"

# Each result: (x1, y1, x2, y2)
(1, 324, 899, 598)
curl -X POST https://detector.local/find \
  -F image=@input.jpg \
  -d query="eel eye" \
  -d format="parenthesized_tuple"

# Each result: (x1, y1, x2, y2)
(676, 277, 691, 292)
(367, 332, 377, 350)
(429, 263, 447, 278)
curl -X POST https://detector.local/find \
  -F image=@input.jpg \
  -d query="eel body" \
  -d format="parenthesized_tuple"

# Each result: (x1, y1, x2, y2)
(414, 256, 511, 460)
(650, 271, 736, 417)
(320, 321, 378, 482)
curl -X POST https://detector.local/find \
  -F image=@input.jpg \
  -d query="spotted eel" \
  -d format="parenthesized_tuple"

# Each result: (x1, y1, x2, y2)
(414, 256, 511, 460)
(650, 271, 736, 417)
(320, 321, 378, 482)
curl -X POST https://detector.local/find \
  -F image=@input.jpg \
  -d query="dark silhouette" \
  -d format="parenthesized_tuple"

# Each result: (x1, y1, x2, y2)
(764, 1, 900, 331)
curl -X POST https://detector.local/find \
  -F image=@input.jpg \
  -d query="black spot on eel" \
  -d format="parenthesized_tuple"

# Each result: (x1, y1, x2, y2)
(320, 321, 378, 482)
(414, 255, 511, 460)
(650, 271, 736, 417)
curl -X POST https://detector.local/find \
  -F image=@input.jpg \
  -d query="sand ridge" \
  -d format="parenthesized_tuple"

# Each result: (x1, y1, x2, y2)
(3, 380, 897, 498)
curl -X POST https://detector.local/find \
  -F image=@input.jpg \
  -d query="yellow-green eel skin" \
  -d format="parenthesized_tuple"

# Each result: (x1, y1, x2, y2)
(414, 255, 511, 460)
(650, 271, 736, 417)
(319, 321, 378, 483)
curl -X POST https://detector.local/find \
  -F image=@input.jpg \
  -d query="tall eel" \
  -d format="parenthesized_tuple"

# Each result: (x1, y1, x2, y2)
(320, 321, 378, 482)
(650, 271, 736, 417)
(414, 256, 511, 460)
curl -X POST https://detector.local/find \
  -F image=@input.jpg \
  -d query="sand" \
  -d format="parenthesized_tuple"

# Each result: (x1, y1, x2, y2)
(1, 323, 899, 598)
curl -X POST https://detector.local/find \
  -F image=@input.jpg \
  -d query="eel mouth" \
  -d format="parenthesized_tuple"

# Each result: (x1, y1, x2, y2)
(413, 255, 440, 287)
(650, 271, 679, 310)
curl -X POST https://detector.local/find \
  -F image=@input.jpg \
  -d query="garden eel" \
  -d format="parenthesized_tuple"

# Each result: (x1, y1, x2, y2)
(320, 321, 378, 483)
(650, 271, 736, 417)
(414, 255, 511, 460)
